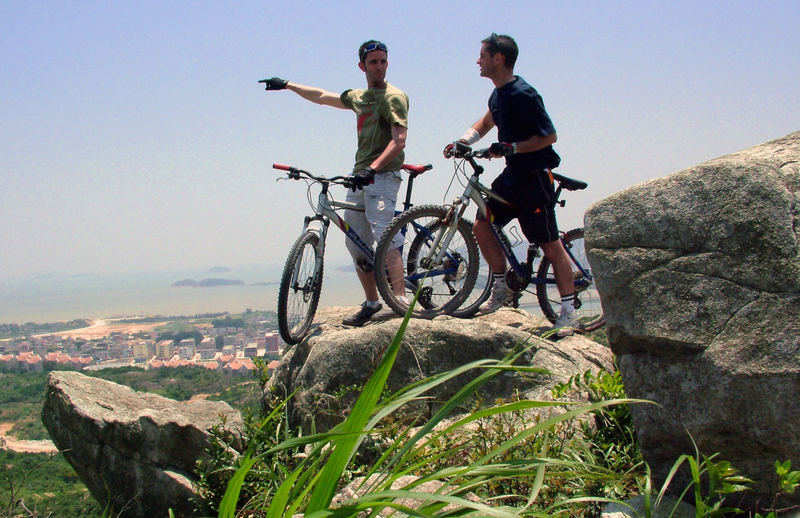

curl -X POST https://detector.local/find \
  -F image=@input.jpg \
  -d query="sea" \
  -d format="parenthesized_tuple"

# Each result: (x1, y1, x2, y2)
(0, 264, 365, 324)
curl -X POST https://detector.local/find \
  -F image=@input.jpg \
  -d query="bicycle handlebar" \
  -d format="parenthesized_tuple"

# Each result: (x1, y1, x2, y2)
(443, 143, 492, 160)
(443, 145, 588, 191)
(272, 162, 434, 184)
(272, 163, 353, 185)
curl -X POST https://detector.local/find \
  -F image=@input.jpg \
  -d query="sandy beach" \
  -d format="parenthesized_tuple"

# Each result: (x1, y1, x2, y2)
(40, 319, 170, 340)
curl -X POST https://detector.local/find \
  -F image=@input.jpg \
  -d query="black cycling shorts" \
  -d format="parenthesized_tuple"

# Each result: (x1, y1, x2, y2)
(480, 167, 560, 245)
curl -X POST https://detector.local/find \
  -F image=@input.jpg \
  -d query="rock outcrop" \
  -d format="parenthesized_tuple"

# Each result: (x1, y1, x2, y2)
(41, 371, 245, 518)
(266, 307, 614, 433)
(585, 131, 800, 510)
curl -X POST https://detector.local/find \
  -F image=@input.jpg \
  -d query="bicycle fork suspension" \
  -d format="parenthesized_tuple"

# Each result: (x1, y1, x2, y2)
(292, 219, 328, 297)
(419, 206, 463, 269)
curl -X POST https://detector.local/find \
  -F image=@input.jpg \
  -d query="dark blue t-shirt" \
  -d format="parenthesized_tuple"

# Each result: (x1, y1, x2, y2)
(489, 76, 561, 171)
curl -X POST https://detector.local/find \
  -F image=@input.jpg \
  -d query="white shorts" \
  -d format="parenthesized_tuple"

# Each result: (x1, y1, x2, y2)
(343, 170, 403, 270)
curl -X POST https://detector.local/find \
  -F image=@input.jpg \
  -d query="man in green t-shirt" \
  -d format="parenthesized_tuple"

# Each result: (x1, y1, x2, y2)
(261, 40, 409, 326)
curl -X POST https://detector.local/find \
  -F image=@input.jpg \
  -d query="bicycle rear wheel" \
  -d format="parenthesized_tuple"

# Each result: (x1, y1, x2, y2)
(535, 228, 604, 331)
(277, 231, 324, 345)
(374, 204, 479, 318)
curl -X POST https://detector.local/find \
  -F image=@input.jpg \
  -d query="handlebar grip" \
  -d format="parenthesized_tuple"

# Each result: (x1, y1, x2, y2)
(273, 163, 292, 171)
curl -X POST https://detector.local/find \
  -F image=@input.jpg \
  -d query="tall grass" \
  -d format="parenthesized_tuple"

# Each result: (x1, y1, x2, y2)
(207, 296, 799, 517)
(209, 289, 649, 517)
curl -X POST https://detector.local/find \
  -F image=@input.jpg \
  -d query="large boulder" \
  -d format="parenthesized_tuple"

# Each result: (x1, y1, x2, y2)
(266, 307, 614, 433)
(584, 131, 800, 510)
(41, 371, 245, 518)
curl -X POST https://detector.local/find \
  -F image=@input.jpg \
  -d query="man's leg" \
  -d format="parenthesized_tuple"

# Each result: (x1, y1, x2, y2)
(382, 246, 406, 298)
(473, 218, 506, 273)
(473, 218, 513, 313)
(342, 188, 383, 326)
(355, 267, 380, 301)
(350, 249, 401, 301)
(341, 171, 404, 325)
(365, 171, 405, 302)
(540, 239, 578, 335)
(540, 239, 574, 296)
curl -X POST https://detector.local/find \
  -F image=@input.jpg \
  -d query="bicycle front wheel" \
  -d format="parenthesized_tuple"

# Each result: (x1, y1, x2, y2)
(277, 231, 324, 345)
(374, 204, 479, 318)
(535, 228, 605, 331)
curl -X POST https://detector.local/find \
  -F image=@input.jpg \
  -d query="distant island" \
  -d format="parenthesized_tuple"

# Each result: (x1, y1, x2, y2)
(171, 278, 245, 288)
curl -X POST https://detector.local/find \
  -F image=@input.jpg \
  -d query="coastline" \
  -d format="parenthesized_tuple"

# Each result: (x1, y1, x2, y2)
(0, 266, 364, 325)
(34, 318, 171, 340)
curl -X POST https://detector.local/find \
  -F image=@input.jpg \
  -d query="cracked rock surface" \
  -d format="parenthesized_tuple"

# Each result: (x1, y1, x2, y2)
(266, 307, 614, 434)
(42, 371, 245, 518)
(585, 131, 800, 511)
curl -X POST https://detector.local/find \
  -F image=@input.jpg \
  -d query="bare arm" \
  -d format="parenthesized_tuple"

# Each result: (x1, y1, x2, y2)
(369, 124, 407, 171)
(286, 81, 347, 109)
(514, 132, 557, 153)
(471, 110, 495, 139)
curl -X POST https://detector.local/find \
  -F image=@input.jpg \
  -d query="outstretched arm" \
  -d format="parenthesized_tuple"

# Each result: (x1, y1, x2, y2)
(261, 76, 347, 109)
(286, 82, 347, 109)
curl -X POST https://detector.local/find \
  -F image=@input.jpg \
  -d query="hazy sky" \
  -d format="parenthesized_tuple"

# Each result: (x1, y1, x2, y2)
(2, 1, 799, 280)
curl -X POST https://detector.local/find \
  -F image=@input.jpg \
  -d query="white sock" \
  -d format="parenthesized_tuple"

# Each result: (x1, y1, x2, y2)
(561, 293, 575, 313)
(366, 300, 381, 309)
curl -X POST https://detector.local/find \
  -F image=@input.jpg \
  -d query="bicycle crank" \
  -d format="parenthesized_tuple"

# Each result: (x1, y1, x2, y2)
(505, 266, 531, 292)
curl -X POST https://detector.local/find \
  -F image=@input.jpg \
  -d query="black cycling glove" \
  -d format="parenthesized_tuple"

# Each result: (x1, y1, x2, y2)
(350, 167, 376, 191)
(489, 142, 515, 157)
(259, 77, 289, 90)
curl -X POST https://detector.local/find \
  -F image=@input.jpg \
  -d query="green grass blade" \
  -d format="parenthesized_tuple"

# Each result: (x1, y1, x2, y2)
(217, 454, 256, 518)
(303, 289, 421, 513)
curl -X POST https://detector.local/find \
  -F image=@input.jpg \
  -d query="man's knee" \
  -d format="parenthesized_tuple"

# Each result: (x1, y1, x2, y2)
(541, 239, 567, 260)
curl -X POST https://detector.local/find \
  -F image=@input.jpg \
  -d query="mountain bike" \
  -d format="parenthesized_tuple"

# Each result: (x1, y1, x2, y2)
(374, 145, 604, 331)
(273, 162, 479, 345)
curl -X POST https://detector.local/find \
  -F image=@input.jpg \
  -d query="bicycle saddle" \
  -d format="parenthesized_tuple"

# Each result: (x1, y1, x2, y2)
(552, 172, 588, 191)
(402, 163, 433, 178)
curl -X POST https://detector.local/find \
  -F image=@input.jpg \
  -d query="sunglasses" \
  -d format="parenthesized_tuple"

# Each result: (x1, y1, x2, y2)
(360, 41, 387, 61)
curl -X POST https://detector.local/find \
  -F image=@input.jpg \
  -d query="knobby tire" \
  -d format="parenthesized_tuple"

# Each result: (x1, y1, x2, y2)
(277, 231, 324, 344)
(535, 228, 605, 331)
(374, 204, 479, 318)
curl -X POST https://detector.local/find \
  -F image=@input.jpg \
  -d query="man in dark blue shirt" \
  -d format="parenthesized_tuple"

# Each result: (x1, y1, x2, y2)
(446, 33, 578, 335)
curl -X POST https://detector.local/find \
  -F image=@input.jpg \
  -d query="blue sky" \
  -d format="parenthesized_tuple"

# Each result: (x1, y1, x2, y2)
(2, 0, 799, 280)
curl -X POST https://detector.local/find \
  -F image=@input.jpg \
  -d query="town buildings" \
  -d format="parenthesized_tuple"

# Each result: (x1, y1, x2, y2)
(0, 315, 284, 376)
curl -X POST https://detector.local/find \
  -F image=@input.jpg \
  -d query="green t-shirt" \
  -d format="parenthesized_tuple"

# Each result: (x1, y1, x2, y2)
(340, 82, 409, 173)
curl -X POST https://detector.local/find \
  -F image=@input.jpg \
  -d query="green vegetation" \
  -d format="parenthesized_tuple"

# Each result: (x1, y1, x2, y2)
(3, 308, 797, 517)
(0, 366, 263, 518)
(212, 317, 246, 328)
(0, 450, 103, 517)
(0, 368, 261, 442)
(85, 366, 262, 412)
(194, 301, 799, 517)
(0, 320, 91, 339)
(155, 329, 204, 345)
(0, 372, 51, 440)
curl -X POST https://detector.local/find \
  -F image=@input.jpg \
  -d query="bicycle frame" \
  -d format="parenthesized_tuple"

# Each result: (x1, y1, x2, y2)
(438, 153, 595, 292)
(278, 163, 463, 284)
(300, 184, 375, 271)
